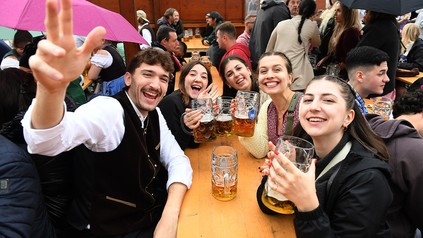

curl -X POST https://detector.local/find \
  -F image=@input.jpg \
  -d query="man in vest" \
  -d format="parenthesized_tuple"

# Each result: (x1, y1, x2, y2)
(21, 0, 192, 237)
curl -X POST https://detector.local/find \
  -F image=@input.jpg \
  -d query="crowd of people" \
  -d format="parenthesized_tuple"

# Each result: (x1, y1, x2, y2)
(1, 0, 423, 237)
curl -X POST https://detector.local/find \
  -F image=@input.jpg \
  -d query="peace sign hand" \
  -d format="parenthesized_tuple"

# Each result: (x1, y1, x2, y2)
(29, 0, 106, 91)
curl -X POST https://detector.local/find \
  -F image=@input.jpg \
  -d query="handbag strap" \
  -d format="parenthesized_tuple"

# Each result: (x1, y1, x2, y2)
(316, 141, 352, 181)
(284, 92, 302, 136)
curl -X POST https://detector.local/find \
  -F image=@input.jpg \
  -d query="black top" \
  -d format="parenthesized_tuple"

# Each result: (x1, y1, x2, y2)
(357, 19, 401, 95)
(158, 90, 198, 150)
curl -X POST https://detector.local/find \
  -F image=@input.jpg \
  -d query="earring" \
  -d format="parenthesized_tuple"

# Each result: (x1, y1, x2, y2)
(343, 124, 348, 131)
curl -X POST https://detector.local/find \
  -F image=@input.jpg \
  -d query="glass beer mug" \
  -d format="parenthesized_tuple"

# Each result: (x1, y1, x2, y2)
(372, 97, 393, 120)
(215, 96, 234, 137)
(212, 146, 238, 201)
(262, 136, 314, 214)
(234, 91, 259, 137)
(191, 98, 216, 143)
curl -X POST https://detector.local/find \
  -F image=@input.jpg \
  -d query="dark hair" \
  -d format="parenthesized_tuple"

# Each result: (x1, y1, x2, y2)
(13, 30, 33, 48)
(296, 75, 389, 160)
(367, 11, 397, 24)
(19, 35, 46, 69)
(298, 0, 316, 44)
(179, 61, 213, 106)
(164, 8, 177, 18)
(0, 68, 36, 125)
(156, 26, 176, 42)
(205, 11, 223, 22)
(392, 89, 423, 118)
(216, 22, 237, 39)
(127, 48, 174, 75)
(178, 40, 187, 55)
(258, 51, 293, 75)
(219, 55, 251, 86)
(345, 46, 389, 79)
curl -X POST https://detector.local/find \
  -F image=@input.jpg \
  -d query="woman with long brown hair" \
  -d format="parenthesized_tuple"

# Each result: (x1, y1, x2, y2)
(259, 75, 392, 237)
(317, 1, 361, 78)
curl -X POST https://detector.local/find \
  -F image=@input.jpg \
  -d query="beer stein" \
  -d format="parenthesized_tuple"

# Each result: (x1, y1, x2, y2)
(215, 96, 234, 136)
(326, 63, 340, 76)
(372, 97, 393, 120)
(212, 146, 238, 201)
(234, 91, 259, 137)
(200, 56, 212, 70)
(262, 136, 314, 214)
(190, 51, 200, 61)
(191, 98, 216, 143)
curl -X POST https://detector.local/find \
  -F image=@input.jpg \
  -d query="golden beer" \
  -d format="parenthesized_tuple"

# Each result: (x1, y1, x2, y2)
(212, 183, 237, 201)
(193, 115, 216, 143)
(261, 193, 295, 214)
(211, 146, 238, 201)
(233, 115, 255, 137)
(215, 115, 234, 136)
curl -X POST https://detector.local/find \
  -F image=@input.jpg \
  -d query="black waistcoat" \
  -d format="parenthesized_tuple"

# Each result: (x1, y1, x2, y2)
(68, 91, 168, 235)
(99, 45, 126, 82)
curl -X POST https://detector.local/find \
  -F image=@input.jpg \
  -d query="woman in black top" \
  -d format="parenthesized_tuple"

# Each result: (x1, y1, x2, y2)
(158, 61, 217, 149)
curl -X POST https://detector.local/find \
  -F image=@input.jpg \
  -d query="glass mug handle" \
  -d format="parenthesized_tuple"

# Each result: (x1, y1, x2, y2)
(223, 171, 231, 196)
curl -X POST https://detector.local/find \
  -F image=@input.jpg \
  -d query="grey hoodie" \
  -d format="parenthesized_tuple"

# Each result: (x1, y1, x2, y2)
(366, 114, 423, 238)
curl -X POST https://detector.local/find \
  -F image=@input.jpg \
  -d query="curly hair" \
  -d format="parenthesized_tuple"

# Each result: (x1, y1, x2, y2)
(393, 89, 423, 118)
(127, 48, 174, 75)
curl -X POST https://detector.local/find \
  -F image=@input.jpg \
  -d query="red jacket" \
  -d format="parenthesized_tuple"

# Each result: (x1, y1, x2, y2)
(219, 43, 252, 71)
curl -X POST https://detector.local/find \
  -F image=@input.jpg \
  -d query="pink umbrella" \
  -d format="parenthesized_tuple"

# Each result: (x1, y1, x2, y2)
(0, 0, 148, 45)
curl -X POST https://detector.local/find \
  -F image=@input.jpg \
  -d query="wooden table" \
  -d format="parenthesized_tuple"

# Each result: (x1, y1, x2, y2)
(185, 37, 209, 53)
(177, 137, 296, 238)
(396, 71, 423, 85)
(82, 74, 93, 91)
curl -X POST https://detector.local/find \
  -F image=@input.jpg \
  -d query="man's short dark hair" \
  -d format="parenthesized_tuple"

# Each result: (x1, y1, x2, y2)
(127, 48, 174, 75)
(156, 26, 176, 42)
(346, 46, 390, 79)
(205, 11, 223, 22)
(393, 89, 423, 118)
(216, 22, 237, 39)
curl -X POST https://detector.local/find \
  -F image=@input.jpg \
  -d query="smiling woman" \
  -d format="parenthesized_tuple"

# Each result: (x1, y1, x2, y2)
(238, 51, 302, 159)
(260, 75, 392, 237)
(158, 60, 217, 150)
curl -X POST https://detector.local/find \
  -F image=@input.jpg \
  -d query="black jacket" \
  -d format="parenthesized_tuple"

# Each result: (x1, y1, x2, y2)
(357, 19, 400, 95)
(249, 0, 290, 70)
(0, 135, 56, 238)
(398, 38, 423, 72)
(294, 137, 392, 237)
(158, 90, 198, 150)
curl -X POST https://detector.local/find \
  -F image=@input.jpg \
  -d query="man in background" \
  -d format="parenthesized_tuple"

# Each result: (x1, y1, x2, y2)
(157, 8, 184, 40)
(249, 0, 290, 70)
(236, 14, 256, 47)
(216, 21, 252, 70)
(151, 26, 181, 95)
(202, 11, 226, 67)
(346, 46, 390, 114)
(366, 89, 423, 238)
(286, 0, 300, 16)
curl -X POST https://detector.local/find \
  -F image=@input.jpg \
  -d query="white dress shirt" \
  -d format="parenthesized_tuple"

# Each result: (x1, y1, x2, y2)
(22, 93, 192, 189)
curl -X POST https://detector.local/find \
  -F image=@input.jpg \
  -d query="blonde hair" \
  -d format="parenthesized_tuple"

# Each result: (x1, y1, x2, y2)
(402, 23, 421, 45)
(328, 1, 361, 54)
